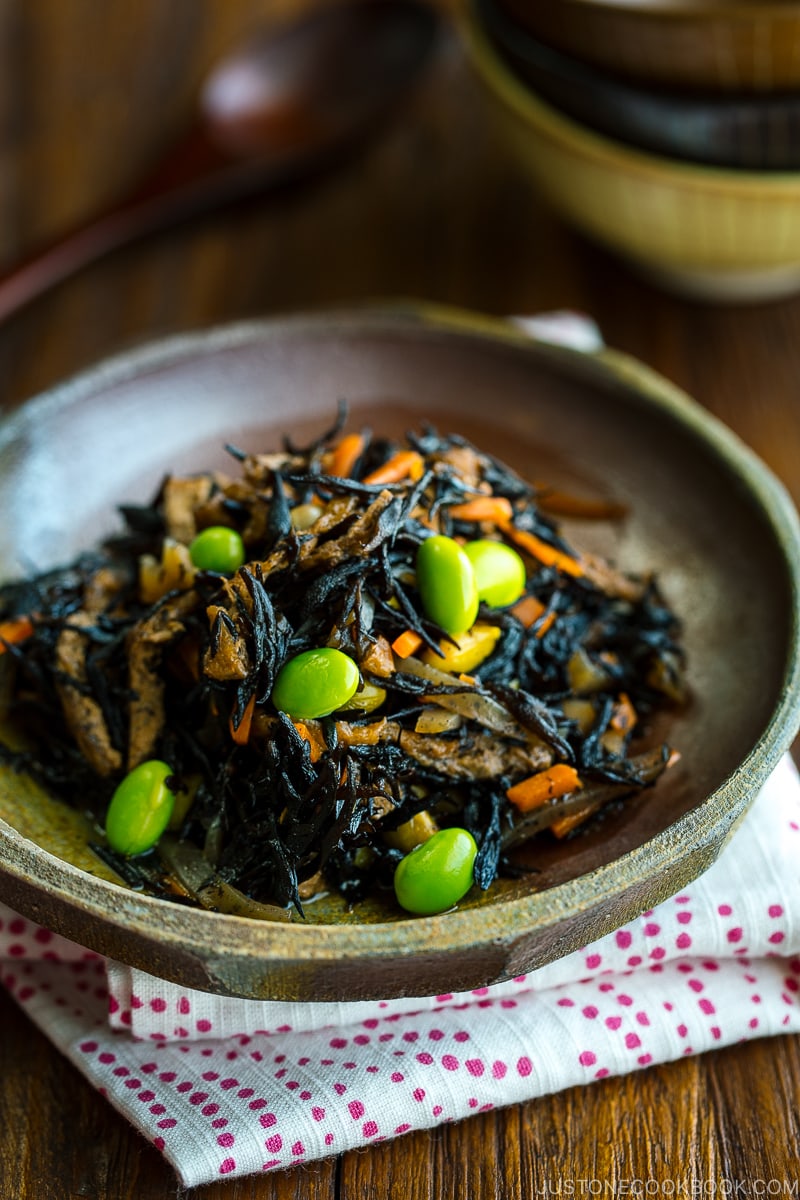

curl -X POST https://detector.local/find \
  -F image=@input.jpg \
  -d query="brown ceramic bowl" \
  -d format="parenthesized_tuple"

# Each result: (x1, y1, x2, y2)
(496, 0, 800, 94)
(1, 306, 799, 1001)
(480, 0, 800, 170)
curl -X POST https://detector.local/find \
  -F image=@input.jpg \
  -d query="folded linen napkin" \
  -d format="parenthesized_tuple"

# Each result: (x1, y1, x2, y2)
(2, 754, 799, 1187)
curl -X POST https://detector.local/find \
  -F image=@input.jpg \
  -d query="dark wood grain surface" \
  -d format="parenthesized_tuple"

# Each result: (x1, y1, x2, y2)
(1, 2, 799, 1196)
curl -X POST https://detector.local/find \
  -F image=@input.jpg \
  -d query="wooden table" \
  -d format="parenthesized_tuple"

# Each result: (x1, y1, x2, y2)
(1, 2, 799, 1195)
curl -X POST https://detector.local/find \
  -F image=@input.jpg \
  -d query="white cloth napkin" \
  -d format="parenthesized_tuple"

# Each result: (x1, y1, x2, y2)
(2, 755, 799, 1186)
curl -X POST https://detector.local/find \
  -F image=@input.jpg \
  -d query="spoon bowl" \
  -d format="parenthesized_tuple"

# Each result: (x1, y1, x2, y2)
(202, 1, 439, 158)
(0, 0, 439, 325)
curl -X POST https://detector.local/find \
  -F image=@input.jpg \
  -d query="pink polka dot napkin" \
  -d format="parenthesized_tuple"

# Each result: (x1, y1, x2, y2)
(2, 754, 799, 1186)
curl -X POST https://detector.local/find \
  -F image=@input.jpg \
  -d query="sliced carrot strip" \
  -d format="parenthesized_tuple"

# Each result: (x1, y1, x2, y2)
(510, 596, 555, 637)
(500, 522, 583, 578)
(362, 450, 424, 486)
(506, 763, 582, 813)
(229, 693, 256, 745)
(293, 720, 326, 762)
(449, 496, 514, 524)
(327, 432, 365, 479)
(392, 629, 423, 659)
(510, 595, 545, 628)
(535, 610, 557, 640)
(551, 803, 597, 839)
(0, 616, 34, 653)
(610, 692, 637, 736)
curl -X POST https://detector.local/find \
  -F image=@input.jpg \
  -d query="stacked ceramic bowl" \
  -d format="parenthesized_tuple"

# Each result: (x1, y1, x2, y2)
(460, 0, 800, 300)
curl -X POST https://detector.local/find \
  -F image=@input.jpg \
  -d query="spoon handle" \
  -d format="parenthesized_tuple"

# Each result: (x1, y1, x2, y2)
(0, 126, 284, 324)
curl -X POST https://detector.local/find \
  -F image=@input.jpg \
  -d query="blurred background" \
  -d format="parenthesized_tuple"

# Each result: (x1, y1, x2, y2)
(0, 0, 493, 403)
(2, 0, 800, 504)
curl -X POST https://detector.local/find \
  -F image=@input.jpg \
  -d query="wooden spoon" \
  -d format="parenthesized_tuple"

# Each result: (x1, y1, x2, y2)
(0, 0, 439, 323)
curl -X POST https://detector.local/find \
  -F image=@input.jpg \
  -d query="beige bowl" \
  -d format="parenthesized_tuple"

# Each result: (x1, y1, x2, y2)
(462, 0, 800, 301)
(496, 0, 800, 93)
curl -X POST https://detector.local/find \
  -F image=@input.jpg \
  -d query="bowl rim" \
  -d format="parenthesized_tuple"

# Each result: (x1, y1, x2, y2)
(460, 0, 800, 191)
(1, 302, 799, 982)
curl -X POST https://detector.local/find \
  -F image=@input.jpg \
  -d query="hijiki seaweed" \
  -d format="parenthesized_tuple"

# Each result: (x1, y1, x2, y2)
(0, 410, 686, 917)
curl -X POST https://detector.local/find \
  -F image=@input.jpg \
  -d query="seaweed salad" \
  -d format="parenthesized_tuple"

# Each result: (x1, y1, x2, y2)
(0, 409, 685, 919)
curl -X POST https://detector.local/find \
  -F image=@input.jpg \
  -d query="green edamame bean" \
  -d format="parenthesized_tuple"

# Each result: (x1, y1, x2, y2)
(188, 526, 246, 573)
(416, 535, 479, 636)
(272, 647, 360, 720)
(105, 759, 177, 856)
(464, 539, 526, 608)
(393, 826, 478, 915)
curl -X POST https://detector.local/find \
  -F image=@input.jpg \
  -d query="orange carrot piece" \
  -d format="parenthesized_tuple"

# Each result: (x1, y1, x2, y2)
(506, 763, 582, 813)
(500, 522, 583, 578)
(392, 629, 423, 659)
(535, 610, 557, 640)
(610, 692, 637, 736)
(510, 595, 545, 628)
(550, 803, 597, 839)
(510, 596, 555, 637)
(328, 432, 365, 479)
(229, 693, 256, 746)
(293, 721, 325, 762)
(0, 616, 34, 652)
(449, 496, 514, 524)
(362, 450, 424, 486)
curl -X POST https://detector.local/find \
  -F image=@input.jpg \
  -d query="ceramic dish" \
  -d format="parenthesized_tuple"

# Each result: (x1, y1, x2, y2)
(461, 0, 800, 302)
(496, 0, 800, 93)
(480, 0, 800, 170)
(1, 306, 799, 1000)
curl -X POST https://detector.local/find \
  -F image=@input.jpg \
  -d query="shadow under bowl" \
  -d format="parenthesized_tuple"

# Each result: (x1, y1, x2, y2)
(0, 306, 798, 999)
